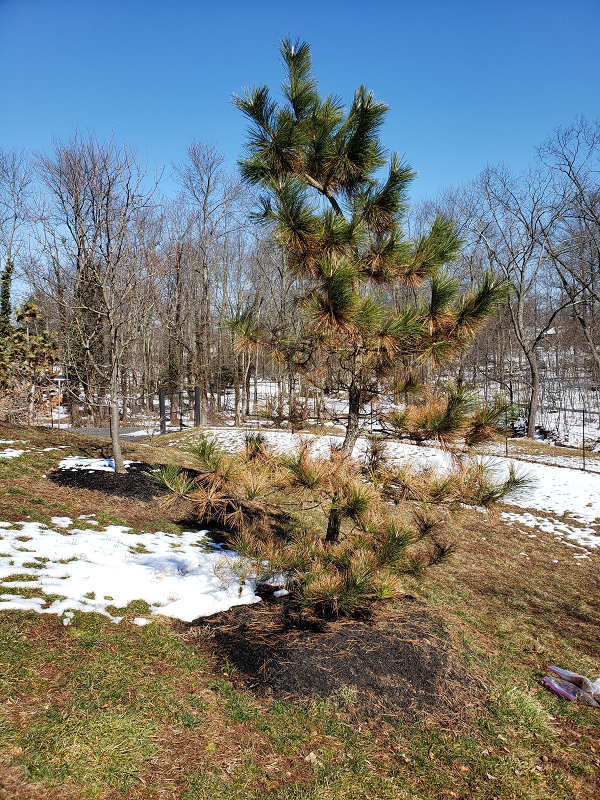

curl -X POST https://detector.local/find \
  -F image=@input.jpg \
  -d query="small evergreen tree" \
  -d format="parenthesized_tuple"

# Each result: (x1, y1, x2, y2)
(0, 260, 14, 339)
(0, 300, 58, 423)
(233, 39, 510, 541)
(154, 431, 528, 619)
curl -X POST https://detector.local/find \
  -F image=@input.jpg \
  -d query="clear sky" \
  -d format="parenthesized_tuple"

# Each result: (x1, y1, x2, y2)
(1, 0, 599, 201)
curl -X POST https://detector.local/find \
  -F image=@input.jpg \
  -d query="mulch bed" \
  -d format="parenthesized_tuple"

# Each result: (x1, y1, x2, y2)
(48, 462, 167, 503)
(47, 454, 484, 730)
(185, 593, 485, 731)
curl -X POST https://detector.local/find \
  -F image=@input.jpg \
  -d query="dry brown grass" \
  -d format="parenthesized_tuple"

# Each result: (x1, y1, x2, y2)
(484, 433, 600, 469)
(423, 501, 600, 668)
(0, 765, 82, 800)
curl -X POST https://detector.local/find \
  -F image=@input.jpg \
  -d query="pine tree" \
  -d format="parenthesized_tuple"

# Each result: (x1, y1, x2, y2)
(234, 39, 509, 541)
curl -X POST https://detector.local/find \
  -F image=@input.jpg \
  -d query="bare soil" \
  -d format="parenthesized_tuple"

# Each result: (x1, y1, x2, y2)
(184, 593, 485, 732)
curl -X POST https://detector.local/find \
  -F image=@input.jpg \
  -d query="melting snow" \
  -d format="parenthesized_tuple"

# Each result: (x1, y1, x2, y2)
(59, 456, 138, 472)
(0, 520, 259, 622)
(0, 448, 26, 459)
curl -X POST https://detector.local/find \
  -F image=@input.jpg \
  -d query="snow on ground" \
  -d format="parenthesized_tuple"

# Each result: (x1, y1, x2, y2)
(182, 426, 600, 551)
(499, 460, 600, 525)
(0, 517, 259, 624)
(0, 448, 26, 459)
(2, 425, 600, 625)
(59, 456, 138, 472)
(0, 440, 71, 460)
(501, 511, 599, 556)
(183, 425, 600, 528)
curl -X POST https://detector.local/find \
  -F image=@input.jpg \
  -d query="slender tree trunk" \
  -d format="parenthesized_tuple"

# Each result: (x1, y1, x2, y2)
(234, 357, 241, 426)
(326, 383, 363, 544)
(109, 351, 125, 473)
(573, 304, 600, 379)
(169, 392, 178, 424)
(325, 504, 342, 544)
(341, 382, 361, 455)
(0, 260, 14, 338)
(199, 259, 210, 424)
(244, 356, 252, 417)
(525, 349, 540, 439)
(27, 382, 35, 426)
(67, 378, 81, 427)
(121, 369, 128, 424)
(253, 349, 259, 408)
(216, 348, 222, 412)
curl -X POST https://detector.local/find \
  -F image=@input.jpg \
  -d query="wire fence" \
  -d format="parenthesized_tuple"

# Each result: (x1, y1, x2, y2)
(42, 380, 600, 471)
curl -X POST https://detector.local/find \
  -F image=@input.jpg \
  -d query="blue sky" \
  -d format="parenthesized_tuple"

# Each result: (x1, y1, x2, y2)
(1, 0, 599, 201)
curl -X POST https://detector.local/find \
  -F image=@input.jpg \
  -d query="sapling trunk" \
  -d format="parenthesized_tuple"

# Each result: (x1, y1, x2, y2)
(109, 358, 125, 474)
(341, 383, 361, 455)
(526, 350, 540, 439)
(326, 384, 362, 543)
(325, 503, 342, 543)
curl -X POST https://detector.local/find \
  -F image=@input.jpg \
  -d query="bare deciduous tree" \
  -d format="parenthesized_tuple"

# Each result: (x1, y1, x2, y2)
(34, 132, 161, 471)
(538, 118, 600, 376)
(456, 165, 577, 436)
(173, 140, 248, 422)
(0, 147, 32, 337)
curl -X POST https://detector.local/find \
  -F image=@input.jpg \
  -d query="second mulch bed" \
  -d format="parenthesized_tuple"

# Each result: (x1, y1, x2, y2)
(48, 462, 167, 502)
(186, 594, 486, 732)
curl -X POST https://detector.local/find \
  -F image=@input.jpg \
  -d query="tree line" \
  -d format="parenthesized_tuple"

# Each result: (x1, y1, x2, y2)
(1, 59, 599, 454)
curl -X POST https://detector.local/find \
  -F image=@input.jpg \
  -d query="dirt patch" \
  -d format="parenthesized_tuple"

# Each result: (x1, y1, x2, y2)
(48, 462, 167, 503)
(188, 595, 485, 732)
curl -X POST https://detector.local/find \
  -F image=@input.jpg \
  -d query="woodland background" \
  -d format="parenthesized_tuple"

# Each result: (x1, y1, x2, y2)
(1, 117, 599, 441)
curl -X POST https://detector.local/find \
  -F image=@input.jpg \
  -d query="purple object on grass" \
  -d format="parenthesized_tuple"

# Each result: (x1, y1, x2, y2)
(543, 676, 600, 707)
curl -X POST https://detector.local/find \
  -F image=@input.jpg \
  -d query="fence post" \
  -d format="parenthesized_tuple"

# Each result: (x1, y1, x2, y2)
(194, 387, 200, 427)
(158, 389, 166, 435)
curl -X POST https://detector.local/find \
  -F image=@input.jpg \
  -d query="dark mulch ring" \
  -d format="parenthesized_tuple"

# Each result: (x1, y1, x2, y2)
(186, 592, 486, 732)
(48, 462, 168, 502)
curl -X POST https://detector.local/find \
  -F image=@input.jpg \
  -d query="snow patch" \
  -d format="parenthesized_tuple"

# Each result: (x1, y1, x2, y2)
(59, 456, 139, 472)
(0, 520, 260, 623)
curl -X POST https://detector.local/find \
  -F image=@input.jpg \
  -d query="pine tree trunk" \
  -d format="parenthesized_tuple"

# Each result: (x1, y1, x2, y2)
(341, 383, 361, 455)
(325, 503, 342, 543)
(234, 358, 241, 426)
(326, 383, 363, 544)
(244, 356, 252, 417)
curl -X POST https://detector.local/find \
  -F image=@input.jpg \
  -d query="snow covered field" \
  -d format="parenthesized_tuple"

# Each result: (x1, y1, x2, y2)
(1, 429, 599, 625)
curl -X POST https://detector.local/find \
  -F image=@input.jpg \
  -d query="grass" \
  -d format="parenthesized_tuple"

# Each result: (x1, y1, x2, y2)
(482, 433, 600, 470)
(0, 420, 599, 798)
